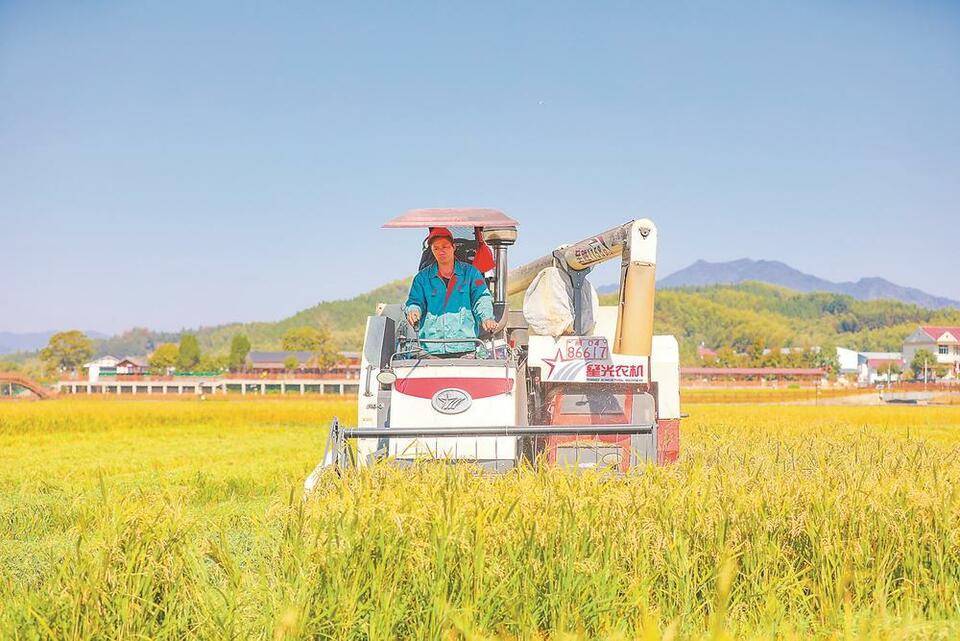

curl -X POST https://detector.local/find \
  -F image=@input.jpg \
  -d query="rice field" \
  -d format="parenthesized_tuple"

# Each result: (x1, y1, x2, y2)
(2, 399, 960, 640)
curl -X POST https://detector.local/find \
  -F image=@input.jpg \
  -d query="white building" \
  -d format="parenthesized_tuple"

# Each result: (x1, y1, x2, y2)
(116, 357, 150, 375)
(858, 352, 903, 385)
(902, 326, 960, 379)
(84, 355, 120, 382)
(836, 347, 859, 375)
(837, 347, 904, 385)
(837, 347, 903, 384)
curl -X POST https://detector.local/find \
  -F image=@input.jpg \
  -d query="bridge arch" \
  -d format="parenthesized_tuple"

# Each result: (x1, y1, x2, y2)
(0, 373, 54, 400)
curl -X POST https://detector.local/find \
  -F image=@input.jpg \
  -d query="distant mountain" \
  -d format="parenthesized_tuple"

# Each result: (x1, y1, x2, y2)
(0, 330, 109, 356)
(655, 259, 960, 310)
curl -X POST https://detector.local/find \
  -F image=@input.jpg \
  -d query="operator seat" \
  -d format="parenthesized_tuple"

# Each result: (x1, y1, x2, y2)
(418, 237, 478, 272)
(377, 303, 417, 342)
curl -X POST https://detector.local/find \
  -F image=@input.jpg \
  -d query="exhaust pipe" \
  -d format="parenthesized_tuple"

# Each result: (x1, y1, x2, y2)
(483, 227, 517, 334)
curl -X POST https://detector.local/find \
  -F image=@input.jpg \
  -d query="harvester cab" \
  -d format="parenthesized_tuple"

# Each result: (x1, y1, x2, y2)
(305, 208, 680, 489)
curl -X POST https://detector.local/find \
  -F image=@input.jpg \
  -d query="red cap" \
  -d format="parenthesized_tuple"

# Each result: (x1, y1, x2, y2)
(426, 227, 454, 245)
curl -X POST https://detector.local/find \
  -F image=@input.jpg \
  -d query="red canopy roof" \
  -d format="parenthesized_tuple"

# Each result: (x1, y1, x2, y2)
(383, 208, 518, 229)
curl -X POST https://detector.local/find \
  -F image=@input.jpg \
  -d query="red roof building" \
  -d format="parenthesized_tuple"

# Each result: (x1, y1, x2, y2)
(903, 326, 960, 378)
(915, 326, 960, 343)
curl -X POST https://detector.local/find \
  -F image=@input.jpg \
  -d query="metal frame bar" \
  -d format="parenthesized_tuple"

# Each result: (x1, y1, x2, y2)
(343, 423, 654, 437)
(392, 337, 499, 363)
(402, 338, 490, 345)
(305, 417, 658, 489)
(388, 358, 511, 368)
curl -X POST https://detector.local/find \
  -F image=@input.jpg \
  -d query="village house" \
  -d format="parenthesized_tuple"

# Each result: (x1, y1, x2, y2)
(83, 355, 120, 381)
(902, 326, 960, 379)
(858, 352, 903, 385)
(836, 347, 859, 375)
(116, 357, 150, 375)
(83, 355, 151, 381)
(835, 347, 904, 384)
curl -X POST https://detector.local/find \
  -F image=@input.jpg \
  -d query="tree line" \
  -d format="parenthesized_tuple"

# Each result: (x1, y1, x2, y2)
(11, 281, 959, 380)
(637, 282, 960, 367)
(31, 325, 340, 377)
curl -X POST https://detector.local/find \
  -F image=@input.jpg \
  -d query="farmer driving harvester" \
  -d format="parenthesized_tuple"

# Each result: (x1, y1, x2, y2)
(303, 208, 682, 487)
(405, 226, 498, 356)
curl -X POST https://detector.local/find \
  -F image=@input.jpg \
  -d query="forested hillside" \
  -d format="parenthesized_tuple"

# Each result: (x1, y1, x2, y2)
(197, 279, 960, 365)
(188, 278, 413, 354)
(14, 279, 955, 371)
(624, 282, 960, 364)
(26, 279, 413, 364)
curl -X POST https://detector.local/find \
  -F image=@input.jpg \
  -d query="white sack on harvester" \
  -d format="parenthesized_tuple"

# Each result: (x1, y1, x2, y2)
(522, 266, 599, 336)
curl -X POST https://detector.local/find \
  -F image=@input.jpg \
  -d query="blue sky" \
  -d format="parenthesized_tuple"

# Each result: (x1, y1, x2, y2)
(2, 1, 958, 334)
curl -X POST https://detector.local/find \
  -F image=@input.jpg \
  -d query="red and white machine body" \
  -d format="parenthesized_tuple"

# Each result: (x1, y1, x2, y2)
(358, 360, 521, 469)
(526, 329, 680, 467)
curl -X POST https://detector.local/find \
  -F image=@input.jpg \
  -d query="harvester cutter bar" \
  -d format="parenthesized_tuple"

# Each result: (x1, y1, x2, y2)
(342, 424, 655, 437)
(304, 418, 657, 494)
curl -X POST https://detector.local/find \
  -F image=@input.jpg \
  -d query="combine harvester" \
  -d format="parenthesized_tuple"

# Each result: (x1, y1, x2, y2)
(306, 208, 679, 488)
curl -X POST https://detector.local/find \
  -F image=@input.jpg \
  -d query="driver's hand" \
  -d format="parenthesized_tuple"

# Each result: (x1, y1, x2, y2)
(481, 318, 498, 333)
(406, 309, 421, 327)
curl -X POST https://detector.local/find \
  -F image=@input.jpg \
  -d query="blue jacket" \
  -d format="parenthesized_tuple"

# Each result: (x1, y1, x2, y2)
(405, 261, 494, 354)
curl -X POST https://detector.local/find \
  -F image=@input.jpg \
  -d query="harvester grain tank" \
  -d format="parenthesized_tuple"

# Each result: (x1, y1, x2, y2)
(306, 208, 679, 487)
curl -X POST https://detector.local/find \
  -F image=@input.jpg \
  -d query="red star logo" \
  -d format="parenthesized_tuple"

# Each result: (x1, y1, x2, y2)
(541, 350, 565, 378)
